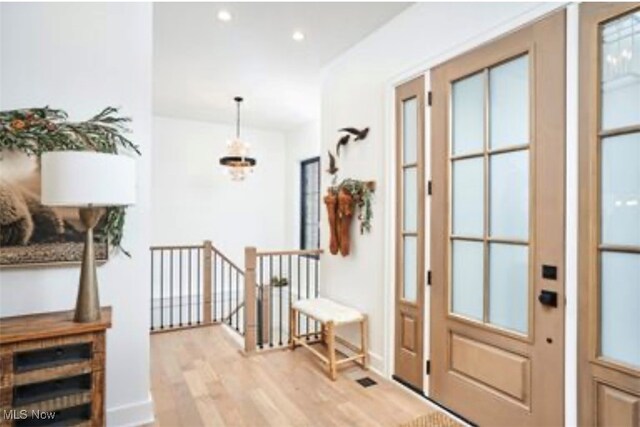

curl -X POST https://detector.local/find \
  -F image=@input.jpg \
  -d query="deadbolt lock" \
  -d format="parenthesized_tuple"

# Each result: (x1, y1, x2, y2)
(538, 290, 558, 308)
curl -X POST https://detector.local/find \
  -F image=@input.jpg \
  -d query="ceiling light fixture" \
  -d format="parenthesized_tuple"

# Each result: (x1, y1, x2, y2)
(292, 31, 305, 41)
(217, 10, 232, 22)
(219, 97, 256, 181)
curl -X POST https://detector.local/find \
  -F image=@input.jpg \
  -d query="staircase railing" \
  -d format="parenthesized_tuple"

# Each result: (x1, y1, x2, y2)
(243, 247, 322, 352)
(149, 240, 245, 336)
(150, 241, 322, 352)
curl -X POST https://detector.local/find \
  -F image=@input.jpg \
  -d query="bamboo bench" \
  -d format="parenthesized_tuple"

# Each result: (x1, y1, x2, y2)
(290, 298, 368, 380)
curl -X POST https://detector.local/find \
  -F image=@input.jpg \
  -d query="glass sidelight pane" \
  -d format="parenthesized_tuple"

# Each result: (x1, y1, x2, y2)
(601, 251, 640, 367)
(489, 243, 528, 334)
(403, 167, 418, 232)
(403, 97, 418, 164)
(490, 55, 530, 149)
(490, 150, 529, 240)
(452, 73, 484, 155)
(452, 240, 484, 320)
(601, 133, 640, 246)
(601, 12, 640, 131)
(452, 158, 484, 237)
(403, 236, 418, 302)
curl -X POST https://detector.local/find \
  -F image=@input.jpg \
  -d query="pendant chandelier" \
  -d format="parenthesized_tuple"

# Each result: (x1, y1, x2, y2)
(219, 96, 256, 181)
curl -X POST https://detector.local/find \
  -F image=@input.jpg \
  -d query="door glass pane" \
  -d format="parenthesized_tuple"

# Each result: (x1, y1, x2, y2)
(601, 133, 640, 246)
(601, 12, 640, 131)
(490, 55, 529, 149)
(452, 158, 484, 237)
(403, 97, 417, 164)
(452, 240, 484, 320)
(403, 236, 417, 302)
(403, 167, 417, 232)
(490, 150, 529, 240)
(489, 243, 528, 333)
(452, 73, 484, 155)
(601, 251, 640, 367)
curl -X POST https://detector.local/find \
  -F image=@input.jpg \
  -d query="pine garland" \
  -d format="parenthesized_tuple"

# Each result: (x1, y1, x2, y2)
(0, 106, 140, 255)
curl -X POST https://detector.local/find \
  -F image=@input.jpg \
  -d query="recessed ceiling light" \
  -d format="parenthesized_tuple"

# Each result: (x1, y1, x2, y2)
(217, 10, 232, 22)
(292, 31, 305, 41)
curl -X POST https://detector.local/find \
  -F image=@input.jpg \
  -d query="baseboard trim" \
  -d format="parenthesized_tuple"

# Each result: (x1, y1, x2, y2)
(367, 351, 384, 373)
(107, 394, 154, 427)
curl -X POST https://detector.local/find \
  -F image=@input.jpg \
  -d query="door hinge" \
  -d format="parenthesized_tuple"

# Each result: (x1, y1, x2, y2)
(427, 270, 432, 286)
(426, 360, 431, 375)
(427, 91, 432, 106)
(427, 180, 432, 196)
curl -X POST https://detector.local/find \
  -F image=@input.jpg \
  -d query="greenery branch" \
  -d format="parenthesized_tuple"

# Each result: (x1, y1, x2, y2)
(270, 276, 289, 287)
(0, 106, 140, 255)
(328, 178, 375, 234)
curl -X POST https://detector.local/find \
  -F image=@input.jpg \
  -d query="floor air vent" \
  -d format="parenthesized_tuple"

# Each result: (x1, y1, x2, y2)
(356, 377, 377, 388)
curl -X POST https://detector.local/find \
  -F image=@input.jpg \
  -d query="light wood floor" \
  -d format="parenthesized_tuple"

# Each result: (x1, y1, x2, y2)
(150, 325, 438, 427)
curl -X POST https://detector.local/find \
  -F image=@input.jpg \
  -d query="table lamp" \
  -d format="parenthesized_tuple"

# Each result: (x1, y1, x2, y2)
(41, 151, 136, 322)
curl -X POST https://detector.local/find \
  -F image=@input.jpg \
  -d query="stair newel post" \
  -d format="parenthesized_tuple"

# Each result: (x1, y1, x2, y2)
(244, 246, 257, 353)
(203, 240, 213, 325)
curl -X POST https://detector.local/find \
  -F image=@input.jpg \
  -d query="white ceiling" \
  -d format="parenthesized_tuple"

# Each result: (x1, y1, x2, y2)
(153, 2, 411, 131)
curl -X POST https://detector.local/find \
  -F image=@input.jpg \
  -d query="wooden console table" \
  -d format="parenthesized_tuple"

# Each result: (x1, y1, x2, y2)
(0, 307, 111, 426)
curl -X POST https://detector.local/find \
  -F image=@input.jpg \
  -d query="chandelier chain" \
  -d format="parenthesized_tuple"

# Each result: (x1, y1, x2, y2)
(235, 96, 242, 138)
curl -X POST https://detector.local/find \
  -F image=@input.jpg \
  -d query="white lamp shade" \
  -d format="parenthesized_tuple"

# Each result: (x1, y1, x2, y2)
(41, 151, 136, 207)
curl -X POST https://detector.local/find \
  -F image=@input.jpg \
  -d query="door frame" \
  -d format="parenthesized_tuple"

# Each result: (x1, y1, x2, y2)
(578, 3, 640, 425)
(381, 0, 569, 399)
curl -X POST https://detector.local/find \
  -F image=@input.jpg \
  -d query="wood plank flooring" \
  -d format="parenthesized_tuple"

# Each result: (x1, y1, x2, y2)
(150, 325, 438, 426)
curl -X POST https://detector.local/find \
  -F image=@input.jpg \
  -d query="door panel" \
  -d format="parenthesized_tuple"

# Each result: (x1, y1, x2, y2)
(450, 333, 530, 403)
(579, 4, 640, 426)
(395, 76, 425, 390)
(597, 383, 640, 427)
(431, 11, 565, 426)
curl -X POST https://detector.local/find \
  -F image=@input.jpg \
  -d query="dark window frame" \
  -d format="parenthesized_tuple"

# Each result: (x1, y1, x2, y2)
(300, 156, 321, 255)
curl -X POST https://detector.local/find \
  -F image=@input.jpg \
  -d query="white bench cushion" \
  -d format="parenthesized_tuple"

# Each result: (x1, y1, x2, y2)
(293, 298, 363, 325)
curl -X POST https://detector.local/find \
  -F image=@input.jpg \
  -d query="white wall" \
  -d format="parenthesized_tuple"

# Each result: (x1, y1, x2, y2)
(152, 116, 288, 263)
(0, 4, 153, 426)
(284, 120, 321, 248)
(319, 0, 565, 374)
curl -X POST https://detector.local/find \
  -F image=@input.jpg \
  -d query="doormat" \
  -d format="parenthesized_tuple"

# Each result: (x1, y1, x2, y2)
(399, 411, 465, 427)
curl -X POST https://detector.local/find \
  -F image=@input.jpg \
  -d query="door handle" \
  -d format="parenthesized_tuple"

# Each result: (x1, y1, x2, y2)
(538, 290, 558, 308)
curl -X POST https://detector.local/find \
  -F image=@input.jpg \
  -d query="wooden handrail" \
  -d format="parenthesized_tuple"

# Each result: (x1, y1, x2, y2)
(149, 243, 320, 267)
(211, 244, 245, 274)
(256, 248, 324, 257)
(150, 243, 244, 275)
(149, 244, 204, 250)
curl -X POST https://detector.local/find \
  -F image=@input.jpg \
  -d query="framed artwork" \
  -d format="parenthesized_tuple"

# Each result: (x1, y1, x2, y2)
(0, 150, 108, 267)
